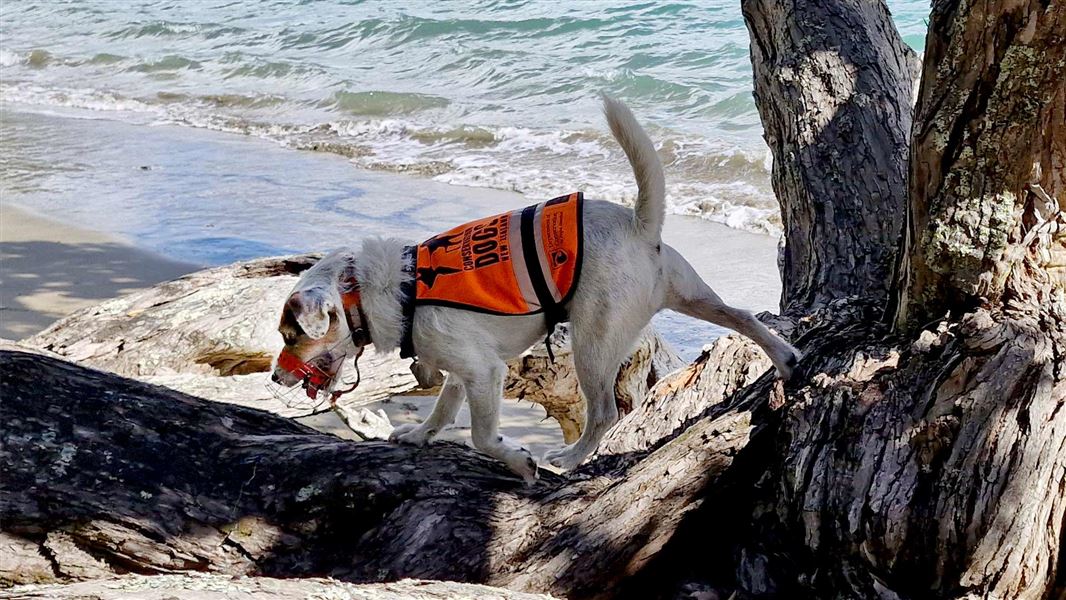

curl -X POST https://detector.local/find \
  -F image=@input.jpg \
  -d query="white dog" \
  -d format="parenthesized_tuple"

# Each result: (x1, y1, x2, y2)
(271, 97, 800, 482)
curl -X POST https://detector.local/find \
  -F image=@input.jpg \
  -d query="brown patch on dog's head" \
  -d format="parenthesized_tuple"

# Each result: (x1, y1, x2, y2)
(273, 286, 345, 388)
(282, 288, 335, 340)
(271, 249, 364, 391)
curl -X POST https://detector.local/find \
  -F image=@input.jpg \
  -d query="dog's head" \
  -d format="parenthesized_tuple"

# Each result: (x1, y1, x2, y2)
(270, 250, 367, 400)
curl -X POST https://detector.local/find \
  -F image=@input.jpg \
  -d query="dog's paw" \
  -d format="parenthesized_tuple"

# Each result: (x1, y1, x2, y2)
(388, 423, 434, 447)
(774, 346, 802, 381)
(494, 445, 538, 485)
(543, 444, 589, 471)
(515, 452, 540, 485)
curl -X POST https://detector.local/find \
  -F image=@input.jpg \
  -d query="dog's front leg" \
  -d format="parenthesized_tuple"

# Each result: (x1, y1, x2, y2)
(465, 361, 539, 484)
(389, 372, 465, 446)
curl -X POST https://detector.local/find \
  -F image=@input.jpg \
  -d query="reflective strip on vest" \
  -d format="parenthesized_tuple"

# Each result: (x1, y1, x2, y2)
(413, 192, 583, 316)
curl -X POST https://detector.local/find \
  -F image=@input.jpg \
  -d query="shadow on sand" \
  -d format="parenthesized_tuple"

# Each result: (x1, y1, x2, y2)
(0, 240, 194, 339)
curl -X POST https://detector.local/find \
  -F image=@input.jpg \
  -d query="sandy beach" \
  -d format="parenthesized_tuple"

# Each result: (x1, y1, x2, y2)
(0, 204, 198, 340)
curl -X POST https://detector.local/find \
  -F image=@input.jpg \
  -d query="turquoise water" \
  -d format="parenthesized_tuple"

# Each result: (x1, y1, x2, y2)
(0, 1, 928, 236)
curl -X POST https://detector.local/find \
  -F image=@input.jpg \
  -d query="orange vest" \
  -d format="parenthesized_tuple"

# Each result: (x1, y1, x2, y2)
(414, 192, 583, 316)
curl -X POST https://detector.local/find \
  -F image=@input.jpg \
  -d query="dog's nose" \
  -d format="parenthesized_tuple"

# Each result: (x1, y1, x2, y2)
(270, 371, 282, 384)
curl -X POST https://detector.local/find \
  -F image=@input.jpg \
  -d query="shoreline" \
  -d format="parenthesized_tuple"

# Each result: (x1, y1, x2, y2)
(2, 109, 782, 456)
(1, 106, 782, 355)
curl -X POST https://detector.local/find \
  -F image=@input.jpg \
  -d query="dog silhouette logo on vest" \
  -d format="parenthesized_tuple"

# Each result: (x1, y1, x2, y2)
(413, 192, 584, 316)
(415, 265, 461, 289)
(423, 232, 462, 255)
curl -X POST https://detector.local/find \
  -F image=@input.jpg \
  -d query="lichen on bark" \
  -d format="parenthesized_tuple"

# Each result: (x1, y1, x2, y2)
(921, 189, 1017, 293)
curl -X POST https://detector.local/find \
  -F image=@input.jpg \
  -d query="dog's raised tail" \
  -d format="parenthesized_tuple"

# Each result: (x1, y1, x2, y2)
(603, 95, 665, 243)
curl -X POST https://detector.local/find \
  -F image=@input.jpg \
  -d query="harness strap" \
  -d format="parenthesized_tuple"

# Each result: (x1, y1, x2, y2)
(518, 205, 568, 361)
(399, 245, 418, 359)
(339, 280, 361, 328)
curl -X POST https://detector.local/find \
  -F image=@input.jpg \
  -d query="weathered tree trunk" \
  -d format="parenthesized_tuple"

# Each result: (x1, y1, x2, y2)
(0, 345, 785, 599)
(738, 311, 1066, 599)
(744, 0, 921, 314)
(896, 0, 1066, 327)
(726, 1, 1066, 598)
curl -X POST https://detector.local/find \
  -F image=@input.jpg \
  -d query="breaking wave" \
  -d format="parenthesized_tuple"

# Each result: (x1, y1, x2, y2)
(1, 80, 781, 235)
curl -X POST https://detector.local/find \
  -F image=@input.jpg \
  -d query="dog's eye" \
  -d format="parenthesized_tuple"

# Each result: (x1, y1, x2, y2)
(278, 326, 300, 346)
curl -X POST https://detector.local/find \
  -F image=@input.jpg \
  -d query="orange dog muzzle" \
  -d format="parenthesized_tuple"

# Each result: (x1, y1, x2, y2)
(272, 279, 369, 407)
(275, 348, 335, 400)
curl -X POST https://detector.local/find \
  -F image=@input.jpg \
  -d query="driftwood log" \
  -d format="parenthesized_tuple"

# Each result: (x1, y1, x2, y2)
(507, 324, 684, 443)
(0, 342, 784, 597)
(25, 255, 682, 438)
(2, 1, 1064, 598)
(2, 574, 557, 599)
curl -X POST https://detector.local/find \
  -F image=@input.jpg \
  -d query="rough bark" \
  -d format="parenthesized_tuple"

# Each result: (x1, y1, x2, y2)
(597, 320, 784, 457)
(738, 309, 1066, 599)
(2, 574, 557, 599)
(0, 347, 784, 599)
(743, 0, 921, 314)
(25, 254, 682, 437)
(896, 0, 1066, 327)
(721, 1, 1066, 598)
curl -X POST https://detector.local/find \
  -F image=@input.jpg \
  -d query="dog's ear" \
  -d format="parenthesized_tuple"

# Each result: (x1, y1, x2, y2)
(287, 289, 334, 340)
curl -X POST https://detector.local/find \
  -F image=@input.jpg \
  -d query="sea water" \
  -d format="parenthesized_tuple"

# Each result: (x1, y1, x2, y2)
(0, 1, 928, 237)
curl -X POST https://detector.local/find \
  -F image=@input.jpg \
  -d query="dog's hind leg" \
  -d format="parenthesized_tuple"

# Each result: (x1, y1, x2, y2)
(662, 244, 800, 379)
(464, 360, 539, 483)
(389, 373, 465, 446)
(544, 306, 649, 471)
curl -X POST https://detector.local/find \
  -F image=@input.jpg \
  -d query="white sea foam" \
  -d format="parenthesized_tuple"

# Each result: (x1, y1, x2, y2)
(494, 127, 610, 159)
(0, 49, 22, 67)
(1, 84, 162, 115)
(1, 80, 782, 237)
